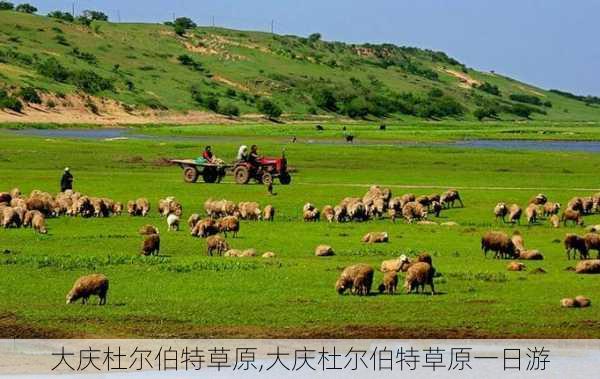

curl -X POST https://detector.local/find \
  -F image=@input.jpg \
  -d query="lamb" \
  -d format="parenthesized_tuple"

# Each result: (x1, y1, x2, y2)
(32, 212, 47, 234)
(494, 202, 508, 222)
(507, 262, 526, 271)
(404, 262, 436, 294)
(141, 234, 160, 256)
(218, 216, 240, 237)
(187, 213, 201, 229)
(66, 274, 109, 305)
(481, 231, 517, 259)
(167, 213, 180, 231)
(561, 208, 583, 226)
(564, 233, 588, 260)
(584, 233, 600, 258)
(139, 224, 159, 236)
(322, 205, 335, 222)
(335, 264, 374, 296)
(361, 232, 389, 243)
(550, 215, 560, 228)
(508, 204, 522, 224)
(401, 202, 428, 223)
(528, 193, 548, 205)
(378, 271, 398, 294)
(315, 245, 334, 257)
(575, 259, 600, 274)
(543, 202, 561, 217)
(135, 198, 150, 216)
(191, 218, 219, 238)
(440, 189, 463, 208)
(526, 204, 539, 224)
(206, 235, 229, 256)
(262, 205, 275, 221)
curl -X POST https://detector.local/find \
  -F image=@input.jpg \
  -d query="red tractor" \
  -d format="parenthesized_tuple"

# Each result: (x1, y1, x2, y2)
(232, 152, 291, 185)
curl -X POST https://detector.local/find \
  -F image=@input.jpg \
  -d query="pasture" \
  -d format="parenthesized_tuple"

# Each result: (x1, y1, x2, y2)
(0, 123, 599, 338)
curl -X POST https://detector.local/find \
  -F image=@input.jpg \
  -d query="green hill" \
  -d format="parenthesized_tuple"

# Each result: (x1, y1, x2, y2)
(1, 10, 599, 122)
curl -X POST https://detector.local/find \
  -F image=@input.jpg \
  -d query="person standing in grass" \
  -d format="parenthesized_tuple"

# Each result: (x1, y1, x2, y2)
(60, 167, 73, 192)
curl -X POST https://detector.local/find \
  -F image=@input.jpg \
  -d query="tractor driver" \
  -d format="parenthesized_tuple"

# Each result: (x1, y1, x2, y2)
(248, 145, 259, 164)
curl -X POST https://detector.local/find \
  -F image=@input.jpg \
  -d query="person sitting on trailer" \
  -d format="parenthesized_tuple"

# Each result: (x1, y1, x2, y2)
(202, 146, 214, 163)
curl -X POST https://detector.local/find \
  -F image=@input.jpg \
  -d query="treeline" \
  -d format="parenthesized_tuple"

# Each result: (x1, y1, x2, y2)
(550, 89, 600, 105)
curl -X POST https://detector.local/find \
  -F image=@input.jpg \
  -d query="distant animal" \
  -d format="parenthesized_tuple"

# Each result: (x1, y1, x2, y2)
(66, 274, 109, 305)
(167, 213, 180, 231)
(206, 235, 229, 256)
(564, 234, 588, 260)
(335, 264, 374, 296)
(378, 271, 398, 294)
(494, 202, 508, 222)
(440, 189, 463, 208)
(481, 231, 517, 259)
(141, 234, 160, 256)
(345, 134, 354, 143)
(379, 124, 386, 131)
(316, 125, 324, 131)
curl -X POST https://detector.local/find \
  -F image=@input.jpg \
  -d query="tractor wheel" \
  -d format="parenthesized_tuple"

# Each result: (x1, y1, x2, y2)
(202, 167, 218, 183)
(261, 172, 273, 186)
(234, 166, 250, 184)
(183, 167, 199, 183)
(279, 172, 292, 185)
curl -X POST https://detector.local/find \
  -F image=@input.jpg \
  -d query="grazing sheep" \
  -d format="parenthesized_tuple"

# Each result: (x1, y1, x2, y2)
(380, 257, 405, 273)
(575, 260, 600, 274)
(402, 202, 428, 223)
(262, 205, 275, 221)
(241, 249, 257, 257)
(582, 197, 594, 214)
(191, 218, 219, 238)
(0, 192, 11, 205)
(66, 274, 109, 305)
(494, 202, 508, 222)
(508, 204, 522, 224)
(550, 215, 560, 228)
(32, 212, 47, 234)
(526, 204, 539, 224)
(593, 193, 600, 213)
(303, 208, 320, 222)
(378, 271, 398, 294)
(481, 231, 517, 259)
(575, 296, 591, 307)
(335, 264, 374, 296)
(528, 193, 548, 205)
(333, 205, 347, 222)
(262, 252, 276, 258)
(404, 262, 435, 294)
(224, 249, 242, 257)
(112, 202, 123, 216)
(218, 216, 240, 237)
(440, 189, 463, 208)
(127, 200, 137, 216)
(399, 193, 416, 208)
(135, 198, 150, 216)
(361, 232, 389, 243)
(322, 205, 335, 222)
(430, 201, 442, 217)
(511, 231, 526, 254)
(519, 250, 544, 260)
(315, 245, 335, 257)
(187, 213, 201, 229)
(564, 234, 589, 260)
(562, 208, 584, 226)
(206, 235, 229, 256)
(238, 202, 261, 220)
(567, 197, 584, 213)
(90, 197, 109, 217)
(139, 224, 159, 236)
(507, 261, 526, 271)
(10, 187, 21, 199)
(584, 233, 600, 258)
(22, 210, 41, 228)
(1, 207, 20, 228)
(346, 200, 367, 221)
(141, 234, 160, 256)
(416, 195, 431, 208)
(543, 202, 561, 216)
(158, 197, 174, 217)
(167, 213, 180, 231)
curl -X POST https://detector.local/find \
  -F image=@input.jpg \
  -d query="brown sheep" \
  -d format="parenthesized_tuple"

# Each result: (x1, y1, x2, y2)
(402, 201, 428, 223)
(378, 271, 398, 294)
(139, 224, 159, 236)
(1, 207, 20, 228)
(575, 259, 600, 274)
(550, 215, 560, 228)
(508, 204, 522, 224)
(262, 205, 275, 221)
(507, 261, 526, 271)
(404, 262, 435, 294)
(32, 212, 47, 234)
(91, 197, 109, 217)
(561, 208, 583, 226)
(239, 202, 261, 220)
(346, 200, 367, 221)
(481, 231, 517, 259)
(66, 274, 109, 305)
(494, 202, 508, 222)
(322, 205, 335, 222)
(564, 234, 588, 260)
(187, 213, 201, 229)
(440, 189, 463, 208)
(430, 201, 442, 217)
(543, 202, 561, 216)
(334, 205, 347, 222)
(399, 193, 416, 208)
(582, 197, 594, 214)
(22, 210, 41, 227)
(511, 231, 526, 254)
(593, 193, 600, 213)
(584, 233, 600, 259)
(10, 187, 21, 199)
(127, 200, 137, 216)
(380, 257, 405, 273)
(191, 218, 219, 238)
(141, 234, 160, 256)
(416, 195, 431, 208)
(218, 216, 240, 237)
(335, 264, 374, 296)
(158, 197, 174, 217)
(361, 232, 389, 243)
(526, 204, 539, 224)
(567, 197, 584, 213)
(303, 208, 320, 222)
(135, 198, 150, 216)
(528, 193, 548, 205)
(241, 249, 257, 257)
(519, 250, 544, 260)
(315, 245, 335, 257)
(112, 202, 123, 216)
(0, 193, 11, 205)
(575, 296, 591, 307)
(206, 235, 229, 256)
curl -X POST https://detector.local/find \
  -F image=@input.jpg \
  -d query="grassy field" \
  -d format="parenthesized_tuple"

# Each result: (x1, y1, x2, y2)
(1, 123, 600, 339)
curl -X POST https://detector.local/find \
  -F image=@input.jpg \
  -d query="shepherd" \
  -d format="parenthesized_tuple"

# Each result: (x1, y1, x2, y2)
(60, 167, 73, 192)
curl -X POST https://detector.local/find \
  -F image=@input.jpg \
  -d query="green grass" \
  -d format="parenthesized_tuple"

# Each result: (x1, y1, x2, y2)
(0, 124, 600, 338)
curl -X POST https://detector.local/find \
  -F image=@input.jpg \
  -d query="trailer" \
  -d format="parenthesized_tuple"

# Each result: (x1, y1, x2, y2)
(169, 159, 231, 183)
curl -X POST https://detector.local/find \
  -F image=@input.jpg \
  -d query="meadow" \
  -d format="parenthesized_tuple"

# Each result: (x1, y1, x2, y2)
(0, 123, 599, 338)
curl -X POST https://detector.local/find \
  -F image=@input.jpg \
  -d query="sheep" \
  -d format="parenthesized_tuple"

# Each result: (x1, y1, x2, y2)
(518, 250, 544, 260)
(507, 261, 526, 271)
(587, 225, 600, 233)
(361, 232, 389, 243)
(404, 262, 435, 294)
(158, 197, 174, 217)
(303, 208, 320, 222)
(481, 231, 517, 259)
(430, 201, 442, 217)
(127, 200, 137, 216)
(584, 233, 600, 259)
(75, 196, 94, 218)
(378, 271, 398, 294)
(528, 193, 548, 205)
(262, 205, 275, 221)
(543, 202, 561, 217)
(1, 207, 20, 228)
(399, 193, 416, 208)
(218, 216, 240, 237)
(575, 259, 600, 274)
(141, 234, 160, 256)
(346, 200, 367, 221)
(380, 257, 404, 273)
(191, 218, 219, 238)
(262, 252, 276, 258)
(440, 189, 463, 208)
(224, 249, 241, 257)
(9, 187, 20, 199)
(507, 204, 522, 224)
(25, 195, 53, 216)
(561, 208, 583, 226)
(315, 245, 334, 257)
(401, 201, 427, 223)
(526, 204, 539, 224)
(241, 249, 257, 257)
(0, 192, 11, 205)
(494, 202, 508, 222)
(135, 198, 150, 216)
(550, 215, 560, 228)
(396, 253, 433, 273)
(32, 212, 47, 234)
(206, 235, 229, 256)
(335, 264, 374, 296)
(238, 202, 261, 220)
(112, 202, 123, 216)
(593, 193, 600, 213)
(567, 197, 584, 213)
(416, 195, 431, 208)
(334, 205, 347, 222)
(167, 213, 180, 231)
(22, 210, 41, 227)
(187, 213, 201, 229)
(564, 234, 588, 260)
(511, 231, 526, 254)
(561, 298, 577, 308)
(66, 274, 109, 305)
(139, 224, 159, 236)
(90, 197, 109, 217)
(575, 296, 591, 307)
(582, 197, 594, 214)
(322, 205, 335, 222)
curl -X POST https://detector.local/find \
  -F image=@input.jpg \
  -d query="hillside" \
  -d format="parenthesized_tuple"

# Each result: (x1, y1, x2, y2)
(1, 10, 600, 123)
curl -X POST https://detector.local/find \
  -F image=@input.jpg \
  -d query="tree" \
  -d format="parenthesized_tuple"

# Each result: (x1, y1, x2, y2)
(0, 1, 13, 11)
(257, 98, 282, 120)
(308, 33, 321, 43)
(83, 10, 108, 21)
(15, 3, 36, 13)
(219, 102, 240, 118)
(48, 11, 74, 22)
(474, 107, 498, 121)
(174, 17, 196, 29)
(510, 104, 533, 119)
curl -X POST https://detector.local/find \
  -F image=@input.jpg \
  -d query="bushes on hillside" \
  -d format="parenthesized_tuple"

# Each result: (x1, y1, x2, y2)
(70, 48, 97, 64)
(0, 89, 23, 112)
(83, 10, 108, 21)
(177, 54, 205, 72)
(0, 1, 13, 10)
(257, 98, 282, 120)
(509, 93, 552, 107)
(15, 3, 36, 13)
(550, 89, 600, 105)
(19, 86, 41, 104)
(48, 11, 74, 22)
(474, 106, 498, 121)
(36, 57, 114, 94)
(475, 82, 501, 96)
(219, 102, 240, 117)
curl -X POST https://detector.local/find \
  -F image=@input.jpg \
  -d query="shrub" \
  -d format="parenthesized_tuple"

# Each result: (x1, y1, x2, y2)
(219, 102, 240, 117)
(83, 10, 108, 21)
(53, 34, 69, 46)
(174, 17, 196, 29)
(225, 88, 237, 98)
(0, 90, 23, 112)
(70, 48, 97, 64)
(177, 54, 204, 71)
(474, 106, 498, 121)
(76, 16, 92, 27)
(343, 97, 370, 118)
(15, 3, 36, 13)
(509, 93, 544, 106)
(46, 99, 56, 108)
(509, 104, 534, 118)
(140, 98, 167, 110)
(475, 82, 501, 96)
(308, 33, 322, 43)
(174, 24, 186, 36)
(36, 58, 70, 82)
(312, 88, 338, 112)
(69, 70, 114, 93)
(0, 1, 13, 11)
(48, 11, 74, 22)
(19, 87, 41, 104)
(257, 98, 282, 119)
(416, 95, 464, 119)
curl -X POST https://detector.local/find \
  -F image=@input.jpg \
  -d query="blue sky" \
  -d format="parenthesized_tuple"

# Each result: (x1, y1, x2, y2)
(30, 0, 600, 95)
